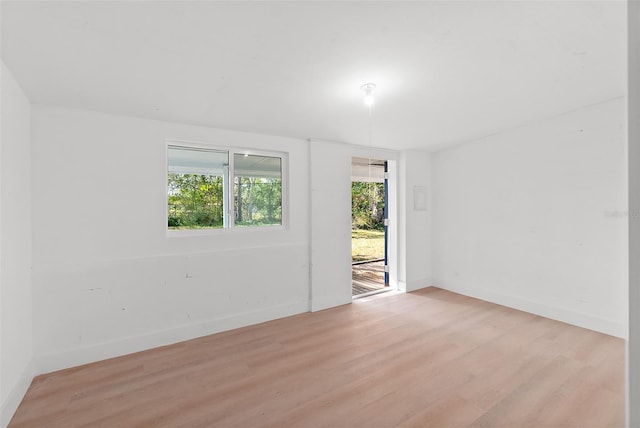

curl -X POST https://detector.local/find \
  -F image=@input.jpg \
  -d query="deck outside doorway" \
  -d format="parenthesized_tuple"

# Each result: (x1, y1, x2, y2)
(352, 260, 386, 296)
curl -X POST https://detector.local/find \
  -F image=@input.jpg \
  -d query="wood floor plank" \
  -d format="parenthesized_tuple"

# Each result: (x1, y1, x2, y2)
(8, 288, 625, 427)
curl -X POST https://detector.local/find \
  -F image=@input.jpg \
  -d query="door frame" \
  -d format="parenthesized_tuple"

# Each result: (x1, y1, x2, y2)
(349, 155, 398, 293)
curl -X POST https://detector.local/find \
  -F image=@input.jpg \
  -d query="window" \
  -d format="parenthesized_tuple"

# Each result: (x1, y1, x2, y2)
(167, 143, 285, 232)
(234, 154, 282, 227)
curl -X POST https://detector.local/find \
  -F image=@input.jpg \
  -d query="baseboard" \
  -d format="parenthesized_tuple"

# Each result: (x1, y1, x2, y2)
(399, 277, 432, 293)
(435, 282, 626, 339)
(35, 300, 309, 375)
(1, 360, 34, 428)
(311, 293, 351, 312)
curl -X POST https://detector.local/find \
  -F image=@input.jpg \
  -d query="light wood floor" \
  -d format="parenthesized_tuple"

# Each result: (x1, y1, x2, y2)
(10, 288, 624, 427)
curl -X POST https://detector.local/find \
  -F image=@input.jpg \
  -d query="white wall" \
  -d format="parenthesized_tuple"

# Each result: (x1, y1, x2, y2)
(432, 98, 627, 338)
(0, 62, 33, 427)
(309, 141, 352, 311)
(31, 106, 311, 373)
(398, 150, 432, 292)
(628, 0, 640, 424)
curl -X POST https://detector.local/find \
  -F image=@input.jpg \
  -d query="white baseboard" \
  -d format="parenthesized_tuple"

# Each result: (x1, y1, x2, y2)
(35, 300, 309, 375)
(435, 281, 626, 339)
(399, 277, 432, 293)
(311, 293, 351, 312)
(1, 360, 34, 428)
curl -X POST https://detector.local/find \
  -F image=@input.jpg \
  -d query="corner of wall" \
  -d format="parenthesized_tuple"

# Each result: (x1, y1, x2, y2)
(430, 98, 627, 339)
(400, 278, 434, 293)
(0, 360, 33, 428)
(1, 60, 34, 427)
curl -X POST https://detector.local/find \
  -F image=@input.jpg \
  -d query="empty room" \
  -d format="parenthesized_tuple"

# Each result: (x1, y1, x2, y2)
(1, 1, 638, 427)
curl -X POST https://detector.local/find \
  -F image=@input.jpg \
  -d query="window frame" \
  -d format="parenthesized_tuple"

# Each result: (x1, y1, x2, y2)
(166, 140, 289, 237)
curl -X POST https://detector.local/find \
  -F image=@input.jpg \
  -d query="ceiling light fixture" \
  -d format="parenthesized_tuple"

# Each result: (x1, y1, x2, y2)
(361, 83, 376, 107)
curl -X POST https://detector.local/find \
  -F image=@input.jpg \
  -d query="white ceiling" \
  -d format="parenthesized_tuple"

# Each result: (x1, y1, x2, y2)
(1, 1, 626, 151)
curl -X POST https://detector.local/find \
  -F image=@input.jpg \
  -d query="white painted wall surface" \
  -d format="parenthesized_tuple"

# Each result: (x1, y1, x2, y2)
(31, 106, 310, 373)
(398, 150, 432, 292)
(0, 62, 33, 427)
(432, 98, 627, 338)
(628, 1, 640, 424)
(309, 141, 352, 311)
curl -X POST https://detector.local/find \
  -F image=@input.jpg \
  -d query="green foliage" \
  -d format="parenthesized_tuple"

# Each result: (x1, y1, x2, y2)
(167, 173, 283, 229)
(168, 173, 224, 229)
(235, 177, 282, 226)
(352, 181, 385, 230)
(351, 182, 385, 261)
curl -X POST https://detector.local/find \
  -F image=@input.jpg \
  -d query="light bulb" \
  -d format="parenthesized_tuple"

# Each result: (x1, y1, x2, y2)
(360, 83, 376, 107)
(364, 94, 374, 106)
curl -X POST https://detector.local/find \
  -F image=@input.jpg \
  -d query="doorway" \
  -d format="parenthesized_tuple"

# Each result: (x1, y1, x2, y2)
(351, 157, 389, 298)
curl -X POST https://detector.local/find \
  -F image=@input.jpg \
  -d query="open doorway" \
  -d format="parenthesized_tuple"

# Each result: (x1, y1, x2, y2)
(351, 157, 389, 298)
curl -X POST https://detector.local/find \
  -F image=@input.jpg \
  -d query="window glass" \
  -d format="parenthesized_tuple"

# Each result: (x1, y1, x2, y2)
(167, 146, 228, 229)
(233, 154, 282, 227)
